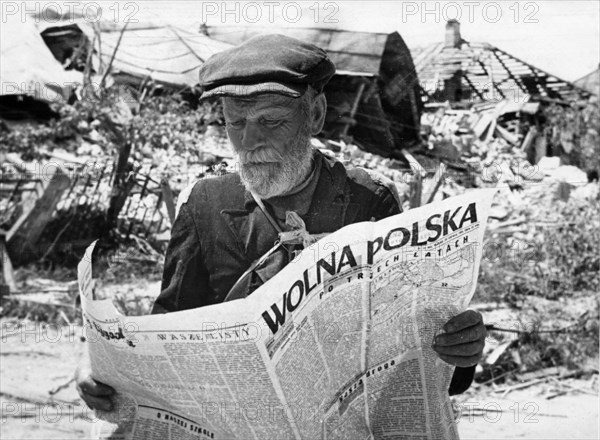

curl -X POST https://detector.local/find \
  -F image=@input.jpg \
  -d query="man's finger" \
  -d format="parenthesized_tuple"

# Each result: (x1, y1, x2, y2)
(432, 340, 485, 357)
(436, 353, 482, 368)
(443, 310, 482, 333)
(78, 378, 115, 396)
(80, 392, 113, 412)
(434, 325, 486, 346)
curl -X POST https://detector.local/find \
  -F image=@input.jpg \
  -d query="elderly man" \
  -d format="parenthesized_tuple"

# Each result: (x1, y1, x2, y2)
(76, 34, 486, 413)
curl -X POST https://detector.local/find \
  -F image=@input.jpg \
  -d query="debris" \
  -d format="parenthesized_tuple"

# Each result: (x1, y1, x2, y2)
(538, 156, 561, 170)
(571, 183, 600, 201)
(488, 207, 509, 220)
(546, 165, 588, 184)
(488, 216, 527, 231)
(515, 367, 569, 383)
(555, 181, 574, 202)
(494, 377, 550, 397)
(48, 376, 75, 396)
(160, 178, 176, 224)
(423, 163, 446, 204)
(1, 232, 17, 294)
(520, 126, 538, 152)
(510, 160, 543, 181)
(546, 377, 598, 400)
(6, 166, 71, 265)
(484, 340, 514, 366)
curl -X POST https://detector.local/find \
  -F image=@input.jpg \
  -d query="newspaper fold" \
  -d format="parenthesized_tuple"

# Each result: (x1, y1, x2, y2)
(78, 188, 497, 440)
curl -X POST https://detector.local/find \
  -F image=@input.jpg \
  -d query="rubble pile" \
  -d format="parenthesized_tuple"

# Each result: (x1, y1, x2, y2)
(0, 94, 233, 269)
(306, 97, 599, 382)
(1, 88, 598, 390)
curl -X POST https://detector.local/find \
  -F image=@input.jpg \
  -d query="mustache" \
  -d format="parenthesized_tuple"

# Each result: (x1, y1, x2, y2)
(237, 147, 284, 164)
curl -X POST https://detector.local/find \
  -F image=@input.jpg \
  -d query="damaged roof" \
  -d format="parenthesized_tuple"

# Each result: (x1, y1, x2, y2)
(27, 4, 234, 89)
(412, 21, 590, 102)
(574, 65, 599, 96)
(1, 19, 82, 102)
(82, 23, 233, 88)
(41, 21, 234, 89)
(205, 25, 390, 76)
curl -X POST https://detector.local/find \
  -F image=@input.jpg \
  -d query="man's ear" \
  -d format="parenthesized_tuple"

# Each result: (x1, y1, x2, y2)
(310, 93, 327, 135)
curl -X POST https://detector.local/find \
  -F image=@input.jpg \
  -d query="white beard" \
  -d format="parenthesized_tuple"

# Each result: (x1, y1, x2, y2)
(236, 131, 314, 199)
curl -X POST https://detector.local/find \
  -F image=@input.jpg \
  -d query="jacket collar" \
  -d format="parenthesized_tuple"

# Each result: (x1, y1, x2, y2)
(303, 150, 360, 233)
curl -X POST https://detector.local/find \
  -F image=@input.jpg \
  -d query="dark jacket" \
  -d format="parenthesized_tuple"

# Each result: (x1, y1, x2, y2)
(152, 150, 401, 312)
(151, 149, 474, 394)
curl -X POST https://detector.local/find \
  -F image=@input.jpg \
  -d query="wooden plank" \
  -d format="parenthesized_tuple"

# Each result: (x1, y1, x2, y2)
(424, 163, 446, 205)
(408, 88, 421, 133)
(462, 73, 485, 100)
(7, 168, 70, 264)
(106, 136, 133, 230)
(409, 173, 423, 208)
(341, 81, 366, 136)
(495, 124, 520, 145)
(476, 59, 505, 99)
(520, 126, 538, 153)
(1, 234, 18, 294)
(400, 150, 425, 208)
(161, 178, 176, 224)
(534, 135, 548, 164)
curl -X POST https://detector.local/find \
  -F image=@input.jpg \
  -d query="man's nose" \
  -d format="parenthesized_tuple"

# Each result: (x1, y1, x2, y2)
(241, 121, 266, 151)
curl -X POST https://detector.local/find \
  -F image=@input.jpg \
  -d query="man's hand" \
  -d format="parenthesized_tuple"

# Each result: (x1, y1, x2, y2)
(75, 360, 115, 411)
(432, 310, 486, 367)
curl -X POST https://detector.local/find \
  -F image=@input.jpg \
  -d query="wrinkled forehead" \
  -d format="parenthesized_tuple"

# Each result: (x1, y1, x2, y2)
(222, 93, 301, 114)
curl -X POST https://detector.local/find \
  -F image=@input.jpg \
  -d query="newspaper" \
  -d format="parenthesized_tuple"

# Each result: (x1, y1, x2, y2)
(78, 188, 497, 440)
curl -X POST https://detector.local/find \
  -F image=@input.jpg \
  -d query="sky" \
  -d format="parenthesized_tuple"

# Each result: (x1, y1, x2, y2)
(22, 0, 596, 82)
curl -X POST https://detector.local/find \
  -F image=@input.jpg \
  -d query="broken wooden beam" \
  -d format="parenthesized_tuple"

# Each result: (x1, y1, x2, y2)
(341, 81, 366, 137)
(424, 163, 446, 205)
(1, 230, 17, 295)
(495, 124, 520, 145)
(399, 150, 426, 208)
(161, 178, 176, 224)
(6, 167, 71, 265)
(520, 126, 538, 153)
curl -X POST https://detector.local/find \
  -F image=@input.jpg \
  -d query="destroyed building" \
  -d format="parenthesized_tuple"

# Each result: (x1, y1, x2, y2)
(575, 64, 600, 96)
(413, 20, 590, 104)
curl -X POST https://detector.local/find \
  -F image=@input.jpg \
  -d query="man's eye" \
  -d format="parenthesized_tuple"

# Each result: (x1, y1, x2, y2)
(227, 119, 244, 128)
(262, 119, 283, 127)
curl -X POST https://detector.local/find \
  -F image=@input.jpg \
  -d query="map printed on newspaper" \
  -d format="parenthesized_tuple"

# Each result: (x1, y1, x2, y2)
(78, 188, 497, 440)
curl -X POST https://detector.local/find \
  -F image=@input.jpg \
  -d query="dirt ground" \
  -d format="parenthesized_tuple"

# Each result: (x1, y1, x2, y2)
(1, 319, 91, 439)
(455, 380, 599, 440)
(1, 313, 597, 440)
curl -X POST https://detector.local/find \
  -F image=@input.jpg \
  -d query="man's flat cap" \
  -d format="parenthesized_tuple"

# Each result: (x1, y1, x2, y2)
(198, 34, 336, 99)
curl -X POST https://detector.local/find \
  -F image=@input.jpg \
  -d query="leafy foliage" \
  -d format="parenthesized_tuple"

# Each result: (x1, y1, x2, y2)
(478, 196, 600, 303)
(542, 98, 600, 179)
(129, 95, 223, 156)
